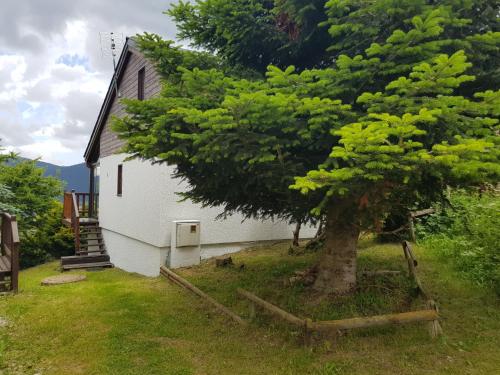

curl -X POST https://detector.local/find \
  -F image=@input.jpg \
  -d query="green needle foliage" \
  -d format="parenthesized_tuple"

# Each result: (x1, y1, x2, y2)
(114, 0, 499, 293)
(0, 152, 73, 268)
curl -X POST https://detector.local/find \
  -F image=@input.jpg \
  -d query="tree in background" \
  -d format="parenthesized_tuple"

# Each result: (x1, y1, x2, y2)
(169, 0, 331, 72)
(114, 1, 499, 294)
(0, 143, 19, 214)
(0, 156, 73, 268)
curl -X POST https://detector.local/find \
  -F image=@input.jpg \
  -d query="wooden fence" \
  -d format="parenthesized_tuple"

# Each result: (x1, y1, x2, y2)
(238, 241, 442, 344)
(160, 266, 246, 325)
(162, 241, 442, 345)
(0, 213, 20, 293)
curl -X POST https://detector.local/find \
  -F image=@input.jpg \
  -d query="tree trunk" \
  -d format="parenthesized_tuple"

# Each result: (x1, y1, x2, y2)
(292, 221, 301, 247)
(313, 204, 360, 294)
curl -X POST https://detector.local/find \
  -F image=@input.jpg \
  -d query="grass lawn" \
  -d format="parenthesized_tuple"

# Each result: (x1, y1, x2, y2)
(0, 241, 498, 374)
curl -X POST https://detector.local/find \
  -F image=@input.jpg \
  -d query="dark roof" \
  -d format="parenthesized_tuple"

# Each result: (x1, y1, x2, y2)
(84, 37, 138, 165)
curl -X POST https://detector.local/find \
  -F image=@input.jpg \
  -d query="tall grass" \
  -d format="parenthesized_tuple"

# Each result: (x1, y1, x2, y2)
(416, 189, 499, 294)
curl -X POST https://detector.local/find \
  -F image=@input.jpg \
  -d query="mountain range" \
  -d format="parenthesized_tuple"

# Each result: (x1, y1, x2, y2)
(7, 158, 89, 193)
(35, 160, 88, 192)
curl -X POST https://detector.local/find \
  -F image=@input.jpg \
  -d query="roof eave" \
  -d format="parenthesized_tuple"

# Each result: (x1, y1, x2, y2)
(84, 37, 136, 165)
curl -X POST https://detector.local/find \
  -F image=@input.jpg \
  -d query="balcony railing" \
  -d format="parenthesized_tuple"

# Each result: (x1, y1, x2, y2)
(63, 191, 99, 254)
(63, 191, 98, 220)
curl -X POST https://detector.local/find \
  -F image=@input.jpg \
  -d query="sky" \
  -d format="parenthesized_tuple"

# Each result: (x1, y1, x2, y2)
(0, 0, 179, 166)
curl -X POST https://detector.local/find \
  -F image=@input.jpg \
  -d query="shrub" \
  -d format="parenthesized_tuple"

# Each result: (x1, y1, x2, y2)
(20, 202, 74, 269)
(0, 159, 73, 268)
(417, 190, 500, 294)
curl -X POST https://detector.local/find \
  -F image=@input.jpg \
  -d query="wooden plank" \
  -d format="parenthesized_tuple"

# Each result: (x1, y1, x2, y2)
(63, 192, 72, 220)
(427, 299, 443, 338)
(10, 240, 18, 293)
(62, 261, 113, 270)
(0, 256, 10, 271)
(61, 254, 110, 266)
(310, 309, 439, 332)
(1, 213, 19, 292)
(403, 240, 417, 266)
(408, 213, 416, 242)
(402, 241, 427, 298)
(411, 208, 435, 218)
(237, 288, 304, 327)
(3, 243, 11, 258)
(160, 267, 246, 326)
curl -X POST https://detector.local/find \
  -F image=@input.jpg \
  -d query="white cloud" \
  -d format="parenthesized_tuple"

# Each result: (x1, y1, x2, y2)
(0, 55, 29, 101)
(0, 0, 178, 166)
(17, 139, 75, 166)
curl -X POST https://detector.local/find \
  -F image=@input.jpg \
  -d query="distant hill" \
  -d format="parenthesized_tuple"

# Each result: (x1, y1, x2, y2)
(35, 160, 88, 193)
(7, 158, 88, 193)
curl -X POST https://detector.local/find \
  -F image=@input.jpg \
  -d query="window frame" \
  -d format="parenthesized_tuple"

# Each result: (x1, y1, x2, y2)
(117, 164, 123, 196)
(137, 67, 145, 100)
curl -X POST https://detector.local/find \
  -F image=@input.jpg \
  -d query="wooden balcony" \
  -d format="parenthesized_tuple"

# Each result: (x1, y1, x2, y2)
(63, 191, 98, 222)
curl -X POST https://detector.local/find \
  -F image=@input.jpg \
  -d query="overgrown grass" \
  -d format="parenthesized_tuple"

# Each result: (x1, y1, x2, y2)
(417, 190, 500, 294)
(0, 241, 499, 374)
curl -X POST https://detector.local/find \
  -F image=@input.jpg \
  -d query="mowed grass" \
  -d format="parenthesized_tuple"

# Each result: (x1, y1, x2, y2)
(0, 241, 498, 374)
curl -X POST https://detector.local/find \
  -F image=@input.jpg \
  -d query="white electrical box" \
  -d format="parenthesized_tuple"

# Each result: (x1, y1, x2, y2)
(169, 220, 201, 269)
(176, 222, 201, 247)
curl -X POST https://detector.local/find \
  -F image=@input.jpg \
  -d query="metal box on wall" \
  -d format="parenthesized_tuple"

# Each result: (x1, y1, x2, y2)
(176, 222, 201, 247)
(169, 220, 201, 268)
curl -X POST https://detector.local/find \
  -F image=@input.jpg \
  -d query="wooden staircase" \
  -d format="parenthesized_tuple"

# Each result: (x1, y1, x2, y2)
(61, 191, 113, 271)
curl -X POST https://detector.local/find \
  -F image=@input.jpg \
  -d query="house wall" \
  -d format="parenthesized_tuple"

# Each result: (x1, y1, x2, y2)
(100, 48, 162, 158)
(101, 228, 168, 277)
(93, 42, 316, 277)
(98, 153, 317, 276)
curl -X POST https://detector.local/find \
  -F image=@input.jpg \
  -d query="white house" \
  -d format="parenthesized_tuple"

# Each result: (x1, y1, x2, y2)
(61, 38, 315, 276)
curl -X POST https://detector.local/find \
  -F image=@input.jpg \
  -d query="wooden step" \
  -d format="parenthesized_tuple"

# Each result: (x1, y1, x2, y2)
(61, 254, 110, 266)
(80, 228, 101, 233)
(80, 236, 104, 242)
(80, 233, 103, 238)
(79, 219, 99, 226)
(80, 243, 106, 249)
(77, 250, 107, 256)
(78, 245, 106, 250)
(82, 242, 104, 248)
(62, 261, 113, 270)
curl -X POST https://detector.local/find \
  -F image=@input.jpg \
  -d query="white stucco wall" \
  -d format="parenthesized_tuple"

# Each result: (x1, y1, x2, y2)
(98, 154, 316, 275)
(102, 228, 168, 277)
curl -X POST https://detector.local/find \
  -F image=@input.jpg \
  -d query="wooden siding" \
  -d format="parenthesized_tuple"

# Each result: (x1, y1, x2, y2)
(100, 49, 162, 158)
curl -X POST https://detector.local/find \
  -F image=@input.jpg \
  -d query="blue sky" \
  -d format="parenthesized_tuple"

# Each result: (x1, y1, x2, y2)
(0, 0, 178, 165)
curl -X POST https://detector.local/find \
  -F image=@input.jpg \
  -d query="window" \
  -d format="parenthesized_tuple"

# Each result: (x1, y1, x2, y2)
(137, 67, 145, 100)
(117, 164, 123, 196)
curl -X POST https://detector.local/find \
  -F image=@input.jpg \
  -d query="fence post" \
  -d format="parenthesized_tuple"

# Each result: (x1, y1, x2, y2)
(0, 214, 3, 256)
(408, 213, 416, 242)
(427, 300, 443, 338)
(249, 301, 256, 321)
(10, 215, 19, 293)
(304, 318, 312, 347)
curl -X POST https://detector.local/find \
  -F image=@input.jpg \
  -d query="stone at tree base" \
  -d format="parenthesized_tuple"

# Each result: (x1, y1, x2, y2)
(41, 274, 86, 286)
(215, 255, 233, 267)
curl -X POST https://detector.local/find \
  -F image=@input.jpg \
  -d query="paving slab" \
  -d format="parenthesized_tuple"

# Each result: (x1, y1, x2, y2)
(41, 274, 86, 286)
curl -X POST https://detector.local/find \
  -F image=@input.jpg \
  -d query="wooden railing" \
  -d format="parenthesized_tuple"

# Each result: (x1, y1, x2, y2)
(1, 213, 20, 293)
(63, 191, 81, 253)
(63, 190, 98, 220)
